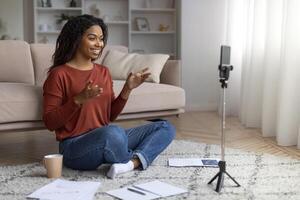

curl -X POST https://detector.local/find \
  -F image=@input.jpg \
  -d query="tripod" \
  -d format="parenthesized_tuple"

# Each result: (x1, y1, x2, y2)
(207, 62, 240, 193)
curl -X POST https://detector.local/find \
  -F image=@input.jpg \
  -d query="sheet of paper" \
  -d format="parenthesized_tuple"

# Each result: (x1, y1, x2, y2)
(27, 179, 101, 200)
(133, 180, 187, 197)
(168, 158, 220, 167)
(106, 187, 159, 200)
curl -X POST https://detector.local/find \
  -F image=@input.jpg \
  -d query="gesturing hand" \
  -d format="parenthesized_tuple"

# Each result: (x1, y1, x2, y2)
(125, 68, 151, 90)
(74, 81, 103, 105)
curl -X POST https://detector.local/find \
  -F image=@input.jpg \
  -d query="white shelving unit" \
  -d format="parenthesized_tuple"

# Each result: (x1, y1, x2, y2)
(33, 0, 177, 58)
(33, 0, 84, 43)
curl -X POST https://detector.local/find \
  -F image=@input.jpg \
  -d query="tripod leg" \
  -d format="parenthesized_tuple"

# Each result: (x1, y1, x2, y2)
(208, 172, 220, 184)
(225, 171, 240, 187)
(215, 172, 224, 192)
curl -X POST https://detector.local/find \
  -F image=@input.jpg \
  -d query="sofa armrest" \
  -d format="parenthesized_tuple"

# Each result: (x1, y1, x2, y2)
(160, 60, 182, 87)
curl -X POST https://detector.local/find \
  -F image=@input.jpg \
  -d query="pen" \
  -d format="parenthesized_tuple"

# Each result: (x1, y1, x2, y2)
(127, 187, 146, 195)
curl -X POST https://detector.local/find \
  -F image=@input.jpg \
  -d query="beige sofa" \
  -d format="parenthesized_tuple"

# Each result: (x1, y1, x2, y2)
(0, 40, 185, 131)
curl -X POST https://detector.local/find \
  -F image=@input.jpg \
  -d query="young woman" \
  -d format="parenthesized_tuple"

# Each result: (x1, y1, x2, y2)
(43, 15, 175, 179)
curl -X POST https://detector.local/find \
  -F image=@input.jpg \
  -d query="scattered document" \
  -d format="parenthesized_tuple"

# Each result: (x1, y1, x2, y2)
(168, 158, 220, 167)
(106, 180, 187, 200)
(27, 179, 101, 200)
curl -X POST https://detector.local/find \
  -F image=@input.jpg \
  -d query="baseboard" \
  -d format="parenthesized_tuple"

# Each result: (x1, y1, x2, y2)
(185, 104, 217, 112)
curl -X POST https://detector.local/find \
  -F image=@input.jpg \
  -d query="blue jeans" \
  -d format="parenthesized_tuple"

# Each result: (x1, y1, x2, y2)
(59, 120, 176, 170)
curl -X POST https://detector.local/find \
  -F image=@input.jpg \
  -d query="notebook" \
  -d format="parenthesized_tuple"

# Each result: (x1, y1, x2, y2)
(106, 180, 187, 200)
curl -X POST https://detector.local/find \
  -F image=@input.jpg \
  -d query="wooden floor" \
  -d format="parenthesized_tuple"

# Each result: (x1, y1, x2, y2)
(1, 111, 299, 166)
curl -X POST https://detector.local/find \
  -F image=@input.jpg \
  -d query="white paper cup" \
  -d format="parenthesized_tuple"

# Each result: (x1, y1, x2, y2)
(43, 154, 63, 178)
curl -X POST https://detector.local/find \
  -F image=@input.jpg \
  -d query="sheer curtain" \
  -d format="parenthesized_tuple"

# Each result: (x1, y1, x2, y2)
(225, 0, 300, 148)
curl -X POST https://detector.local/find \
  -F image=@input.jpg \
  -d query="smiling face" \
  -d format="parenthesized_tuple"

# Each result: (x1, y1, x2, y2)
(77, 25, 104, 60)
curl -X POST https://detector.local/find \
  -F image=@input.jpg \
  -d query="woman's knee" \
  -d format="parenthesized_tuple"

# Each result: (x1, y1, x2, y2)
(157, 120, 176, 140)
(101, 125, 127, 146)
(101, 125, 132, 163)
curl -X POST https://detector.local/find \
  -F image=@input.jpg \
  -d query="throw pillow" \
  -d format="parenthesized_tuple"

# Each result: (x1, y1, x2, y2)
(101, 50, 169, 83)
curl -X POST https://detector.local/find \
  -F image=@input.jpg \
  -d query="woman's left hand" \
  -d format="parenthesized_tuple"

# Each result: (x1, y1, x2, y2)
(125, 68, 151, 90)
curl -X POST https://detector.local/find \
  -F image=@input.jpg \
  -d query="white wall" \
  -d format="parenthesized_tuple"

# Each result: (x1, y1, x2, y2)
(0, 0, 24, 40)
(181, 0, 229, 112)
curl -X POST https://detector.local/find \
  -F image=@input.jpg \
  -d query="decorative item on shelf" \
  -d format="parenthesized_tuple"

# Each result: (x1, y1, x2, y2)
(39, 36, 49, 44)
(113, 11, 124, 21)
(0, 34, 11, 40)
(90, 4, 101, 17)
(56, 13, 75, 29)
(171, 0, 175, 8)
(0, 19, 8, 40)
(136, 17, 150, 31)
(145, 0, 152, 8)
(38, 24, 50, 32)
(46, 0, 52, 7)
(159, 24, 170, 32)
(40, 0, 47, 7)
(69, 0, 77, 7)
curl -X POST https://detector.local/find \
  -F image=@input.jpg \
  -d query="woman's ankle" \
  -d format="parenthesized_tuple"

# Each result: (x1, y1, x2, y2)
(131, 157, 141, 169)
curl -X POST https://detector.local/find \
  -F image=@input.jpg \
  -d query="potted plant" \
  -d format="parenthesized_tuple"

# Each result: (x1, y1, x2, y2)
(56, 13, 75, 29)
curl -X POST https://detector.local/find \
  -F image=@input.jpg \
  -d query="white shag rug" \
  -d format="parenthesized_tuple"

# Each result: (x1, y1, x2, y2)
(0, 140, 300, 200)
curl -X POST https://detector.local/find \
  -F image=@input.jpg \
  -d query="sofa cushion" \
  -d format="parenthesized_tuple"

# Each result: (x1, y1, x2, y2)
(30, 44, 128, 86)
(0, 40, 34, 84)
(0, 83, 42, 123)
(102, 50, 169, 83)
(30, 43, 55, 87)
(113, 80, 185, 113)
(95, 45, 128, 64)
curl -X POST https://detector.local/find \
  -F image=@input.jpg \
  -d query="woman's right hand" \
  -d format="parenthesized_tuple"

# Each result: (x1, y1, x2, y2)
(73, 81, 103, 105)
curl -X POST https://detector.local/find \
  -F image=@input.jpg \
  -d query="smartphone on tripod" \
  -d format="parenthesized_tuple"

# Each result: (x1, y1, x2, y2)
(208, 45, 240, 192)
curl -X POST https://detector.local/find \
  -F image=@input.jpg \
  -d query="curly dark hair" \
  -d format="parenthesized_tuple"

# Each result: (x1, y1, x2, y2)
(49, 14, 108, 72)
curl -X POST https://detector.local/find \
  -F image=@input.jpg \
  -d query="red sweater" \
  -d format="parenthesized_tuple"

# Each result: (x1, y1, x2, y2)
(43, 64, 127, 141)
